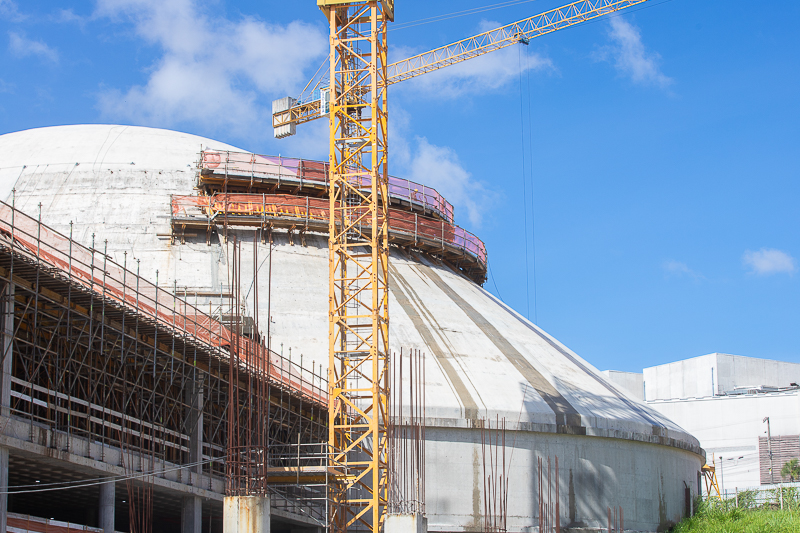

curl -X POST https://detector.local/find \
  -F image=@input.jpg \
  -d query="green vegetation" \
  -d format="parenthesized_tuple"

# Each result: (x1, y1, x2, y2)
(672, 507, 800, 533)
(672, 490, 800, 533)
(781, 459, 800, 482)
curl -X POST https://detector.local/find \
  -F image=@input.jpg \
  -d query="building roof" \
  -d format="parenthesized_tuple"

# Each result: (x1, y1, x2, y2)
(0, 124, 242, 201)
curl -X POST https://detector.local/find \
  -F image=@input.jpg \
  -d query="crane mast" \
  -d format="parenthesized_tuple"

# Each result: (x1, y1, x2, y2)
(320, 1, 392, 532)
(275, 1, 651, 532)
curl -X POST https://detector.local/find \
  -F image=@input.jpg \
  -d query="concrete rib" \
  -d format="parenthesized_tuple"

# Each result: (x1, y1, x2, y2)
(478, 286, 670, 431)
(420, 263, 584, 432)
(389, 265, 480, 421)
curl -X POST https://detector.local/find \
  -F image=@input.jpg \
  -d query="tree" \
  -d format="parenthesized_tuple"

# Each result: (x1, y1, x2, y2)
(781, 459, 800, 482)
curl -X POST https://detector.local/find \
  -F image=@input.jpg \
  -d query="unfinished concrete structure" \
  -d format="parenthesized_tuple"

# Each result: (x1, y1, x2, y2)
(0, 124, 704, 532)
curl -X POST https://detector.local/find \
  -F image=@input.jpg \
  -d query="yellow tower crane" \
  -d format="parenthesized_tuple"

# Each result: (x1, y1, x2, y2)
(702, 459, 722, 501)
(272, 1, 651, 531)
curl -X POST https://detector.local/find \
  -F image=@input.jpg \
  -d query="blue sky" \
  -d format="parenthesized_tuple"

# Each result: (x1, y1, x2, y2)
(2, 0, 799, 373)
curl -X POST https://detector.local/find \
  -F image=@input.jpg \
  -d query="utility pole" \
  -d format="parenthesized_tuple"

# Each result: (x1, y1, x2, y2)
(763, 417, 774, 484)
(763, 416, 783, 508)
(719, 456, 725, 502)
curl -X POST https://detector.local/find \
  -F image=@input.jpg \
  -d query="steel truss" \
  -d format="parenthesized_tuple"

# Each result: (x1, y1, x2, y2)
(323, 1, 391, 531)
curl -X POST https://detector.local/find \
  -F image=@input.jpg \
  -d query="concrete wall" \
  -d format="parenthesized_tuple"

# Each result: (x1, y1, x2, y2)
(715, 354, 800, 393)
(648, 390, 800, 490)
(644, 354, 718, 401)
(601, 371, 643, 401)
(425, 427, 701, 532)
(644, 353, 800, 401)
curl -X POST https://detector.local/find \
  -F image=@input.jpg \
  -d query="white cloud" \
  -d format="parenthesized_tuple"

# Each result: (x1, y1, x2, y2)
(0, 0, 25, 22)
(8, 32, 59, 63)
(394, 19, 553, 98)
(54, 8, 86, 25)
(404, 137, 490, 227)
(742, 248, 797, 276)
(94, 0, 326, 136)
(389, 103, 491, 228)
(663, 260, 703, 280)
(595, 16, 671, 89)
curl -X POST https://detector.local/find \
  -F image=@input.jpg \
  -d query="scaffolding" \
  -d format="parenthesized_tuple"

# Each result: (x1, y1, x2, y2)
(170, 194, 487, 284)
(0, 199, 329, 530)
(197, 150, 454, 223)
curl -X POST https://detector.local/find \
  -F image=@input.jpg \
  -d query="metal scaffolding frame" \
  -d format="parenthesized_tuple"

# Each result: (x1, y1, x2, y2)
(0, 199, 329, 530)
(170, 193, 487, 284)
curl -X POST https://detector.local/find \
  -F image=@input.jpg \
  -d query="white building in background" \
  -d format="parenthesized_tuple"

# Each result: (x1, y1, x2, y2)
(606, 353, 800, 493)
(600, 370, 643, 401)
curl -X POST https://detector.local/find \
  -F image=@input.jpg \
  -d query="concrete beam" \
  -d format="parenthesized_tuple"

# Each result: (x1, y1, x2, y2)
(0, 416, 224, 499)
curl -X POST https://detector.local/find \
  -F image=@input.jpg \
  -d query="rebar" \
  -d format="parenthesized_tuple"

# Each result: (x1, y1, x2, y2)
(537, 454, 560, 533)
(0, 201, 328, 526)
(482, 416, 508, 532)
(388, 348, 427, 516)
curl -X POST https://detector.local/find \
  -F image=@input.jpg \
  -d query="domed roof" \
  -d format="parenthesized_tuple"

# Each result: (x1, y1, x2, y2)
(0, 124, 242, 201)
(0, 124, 702, 456)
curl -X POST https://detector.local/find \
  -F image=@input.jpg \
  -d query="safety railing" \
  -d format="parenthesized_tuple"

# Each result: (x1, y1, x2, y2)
(199, 150, 455, 223)
(0, 200, 327, 406)
(7, 513, 104, 533)
(171, 193, 487, 268)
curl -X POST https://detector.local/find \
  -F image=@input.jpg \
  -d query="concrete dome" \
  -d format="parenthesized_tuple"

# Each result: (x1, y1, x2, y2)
(0, 125, 704, 532)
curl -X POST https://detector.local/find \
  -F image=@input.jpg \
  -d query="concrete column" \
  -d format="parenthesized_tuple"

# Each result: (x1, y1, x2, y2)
(385, 513, 427, 533)
(99, 481, 115, 533)
(182, 496, 202, 533)
(223, 496, 269, 533)
(185, 376, 204, 481)
(1, 282, 12, 416)
(0, 283, 13, 533)
(183, 375, 204, 533)
(0, 447, 8, 533)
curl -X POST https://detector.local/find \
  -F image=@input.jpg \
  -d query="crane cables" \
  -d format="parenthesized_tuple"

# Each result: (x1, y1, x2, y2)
(517, 44, 532, 321)
(391, 0, 543, 31)
(524, 43, 538, 325)
(391, 0, 674, 33)
(517, 42, 538, 324)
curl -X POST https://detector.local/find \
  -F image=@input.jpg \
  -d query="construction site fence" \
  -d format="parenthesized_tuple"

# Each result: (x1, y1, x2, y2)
(0, 200, 326, 406)
(712, 483, 800, 510)
(171, 193, 487, 268)
(199, 149, 455, 223)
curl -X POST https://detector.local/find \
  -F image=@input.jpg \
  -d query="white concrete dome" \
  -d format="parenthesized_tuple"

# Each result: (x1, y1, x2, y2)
(0, 125, 704, 532)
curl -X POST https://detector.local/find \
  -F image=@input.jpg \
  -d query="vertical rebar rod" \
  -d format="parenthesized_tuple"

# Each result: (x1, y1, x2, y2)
(556, 455, 560, 533)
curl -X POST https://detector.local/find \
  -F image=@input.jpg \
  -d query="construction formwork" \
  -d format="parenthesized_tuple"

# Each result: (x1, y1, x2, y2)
(185, 149, 487, 284)
(0, 199, 329, 532)
(170, 194, 487, 284)
(197, 150, 454, 223)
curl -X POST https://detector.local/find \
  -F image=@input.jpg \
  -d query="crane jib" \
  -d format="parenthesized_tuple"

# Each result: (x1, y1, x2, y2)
(272, 0, 649, 136)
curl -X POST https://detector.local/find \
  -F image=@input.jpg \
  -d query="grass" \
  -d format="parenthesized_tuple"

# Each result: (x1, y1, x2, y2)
(672, 492, 800, 533)
(672, 507, 800, 533)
